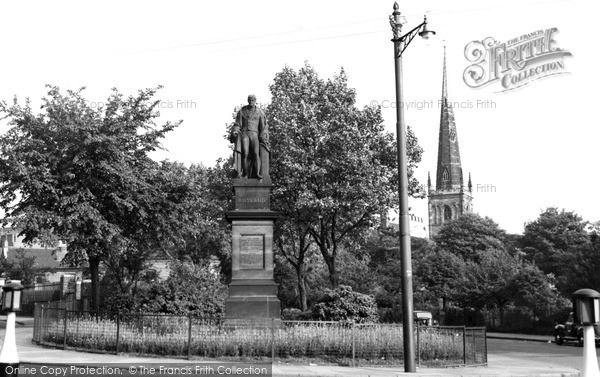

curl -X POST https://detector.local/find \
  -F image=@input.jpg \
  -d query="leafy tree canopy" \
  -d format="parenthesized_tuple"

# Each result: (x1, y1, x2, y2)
(267, 62, 424, 288)
(509, 262, 563, 318)
(521, 207, 590, 279)
(416, 249, 465, 307)
(0, 85, 179, 308)
(0, 248, 36, 285)
(434, 213, 507, 261)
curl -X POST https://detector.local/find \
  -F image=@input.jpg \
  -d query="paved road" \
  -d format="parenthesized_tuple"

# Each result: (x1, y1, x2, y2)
(488, 337, 595, 370)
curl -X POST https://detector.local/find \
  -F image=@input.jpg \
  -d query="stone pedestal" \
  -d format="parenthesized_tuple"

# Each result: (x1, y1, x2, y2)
(225, 179, 280, 319)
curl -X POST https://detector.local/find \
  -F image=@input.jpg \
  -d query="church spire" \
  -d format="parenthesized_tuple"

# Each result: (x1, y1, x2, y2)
(428, 47, 474, 238)
(427, 171, 432, 192)
(442, 46, 448, 106)
(468, 172, 472, 192)
(435, 47, 463, 191)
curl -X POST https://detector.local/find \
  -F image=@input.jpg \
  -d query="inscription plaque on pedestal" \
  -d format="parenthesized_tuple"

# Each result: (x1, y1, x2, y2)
(235, 186, 270, 210)
(240, 235, 264, 269)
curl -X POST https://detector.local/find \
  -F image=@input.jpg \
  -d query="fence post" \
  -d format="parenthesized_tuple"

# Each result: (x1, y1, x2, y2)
(187, 314, 192, 360)
(40, 305, 45, 343)
(32, 304, 37, 341)
(115, 312, 120, 355)
(462, 326, 467, 365)
(76, 311, 80, 341)
(63, 309, 68, 350)
(472, 328, 475, 362)
(416, 322, 420, 366)
(351, 323, 355, 367)
(483, 327, 488, 365)
(271, 318, 275, 361)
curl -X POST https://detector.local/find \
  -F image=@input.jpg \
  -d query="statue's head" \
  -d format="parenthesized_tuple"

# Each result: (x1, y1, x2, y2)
(247, 94, 257, 107)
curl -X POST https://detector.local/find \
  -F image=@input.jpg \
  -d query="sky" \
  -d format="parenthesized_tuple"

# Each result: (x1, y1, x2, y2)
(0, 0, 597, 235)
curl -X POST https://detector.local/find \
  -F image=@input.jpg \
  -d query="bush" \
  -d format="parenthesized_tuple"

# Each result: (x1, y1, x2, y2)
(101, 291, 137, 313)
(281, 308, 313, 320)
(137, 260, 228, 317)
(311, 285, 379, 323)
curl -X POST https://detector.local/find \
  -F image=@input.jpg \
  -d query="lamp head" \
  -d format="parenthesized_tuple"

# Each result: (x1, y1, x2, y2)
(2, 280, 24, 312)
(418, 16, 436, 40)
(573, 288, 600, 325)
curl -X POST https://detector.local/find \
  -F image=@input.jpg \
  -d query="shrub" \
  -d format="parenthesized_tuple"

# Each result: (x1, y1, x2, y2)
(311, 285, 379, 323)
(281, 308, 302, 320)
(101, 291, 137, 314)
(137, 260, 227, 317)
(281, 308, 313, 320)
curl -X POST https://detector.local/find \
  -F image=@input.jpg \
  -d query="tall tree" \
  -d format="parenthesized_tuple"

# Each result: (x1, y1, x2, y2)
(101, 161, 204, 297)
(0, 86, 179, 309)
(458, 248, 519, 316)
(433, 214, 518, 324)
(164, 161, 233, 276)
(510, 262, 563, 323)
(267, 63, 423, 288)
(416, 249, 465, 310)
(521, 208, 590, 285)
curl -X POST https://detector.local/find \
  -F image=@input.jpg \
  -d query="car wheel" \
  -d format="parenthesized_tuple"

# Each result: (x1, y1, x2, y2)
(555, 334, 564, 345)
(578, 334, 584, 347)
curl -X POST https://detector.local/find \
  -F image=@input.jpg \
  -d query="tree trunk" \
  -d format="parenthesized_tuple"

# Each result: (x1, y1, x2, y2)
(296, 266, 308, 312)
(319, 244, 338, 288)
(325, 260, 339, 288)
(89, 256, 101, 311)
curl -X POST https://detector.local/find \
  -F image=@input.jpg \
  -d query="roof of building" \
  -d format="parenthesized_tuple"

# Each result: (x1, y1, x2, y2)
(6, 247, 66, 270)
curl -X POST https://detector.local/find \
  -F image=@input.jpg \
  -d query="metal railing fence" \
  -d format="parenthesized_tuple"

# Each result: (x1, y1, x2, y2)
(33, 304, 486, 367)
(22, 283, 62, 304)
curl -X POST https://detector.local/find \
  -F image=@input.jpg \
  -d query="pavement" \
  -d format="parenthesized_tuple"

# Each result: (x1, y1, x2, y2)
(3, 317, 583, 377)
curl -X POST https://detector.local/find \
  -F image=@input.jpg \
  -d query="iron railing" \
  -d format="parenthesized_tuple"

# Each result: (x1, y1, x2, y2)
(33, 304, 486, 367)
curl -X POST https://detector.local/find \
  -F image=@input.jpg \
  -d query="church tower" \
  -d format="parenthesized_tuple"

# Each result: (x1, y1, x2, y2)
(428, 49, 473, 237)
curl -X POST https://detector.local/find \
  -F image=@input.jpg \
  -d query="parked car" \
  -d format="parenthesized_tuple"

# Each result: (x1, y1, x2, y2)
(554, 312, 600, 345)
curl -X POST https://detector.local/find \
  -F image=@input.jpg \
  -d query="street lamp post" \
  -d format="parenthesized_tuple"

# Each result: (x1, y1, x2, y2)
(573, 289, 600, 377)
(389, 2, 435, 373)
(0, 281, 24, 377)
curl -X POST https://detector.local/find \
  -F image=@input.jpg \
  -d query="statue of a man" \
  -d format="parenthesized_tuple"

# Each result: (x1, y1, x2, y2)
(230, 95, 269, 179)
